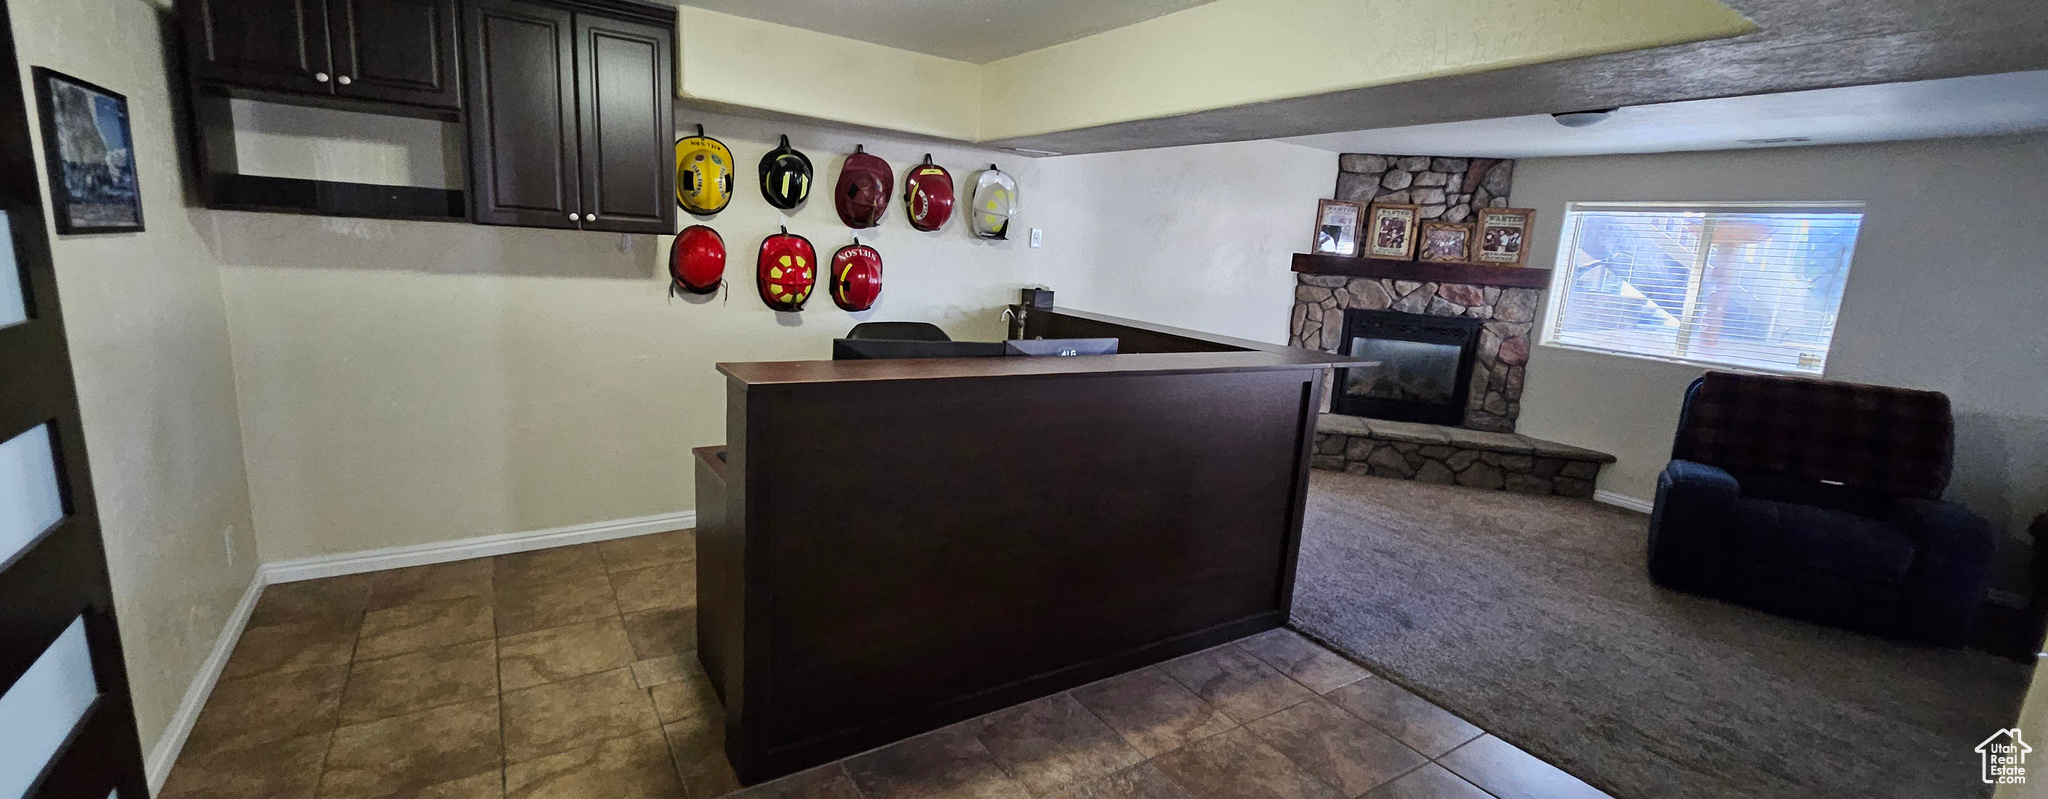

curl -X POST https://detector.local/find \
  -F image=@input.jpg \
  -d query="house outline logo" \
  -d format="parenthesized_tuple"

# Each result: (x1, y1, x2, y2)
(1977, 728, 2031, 785)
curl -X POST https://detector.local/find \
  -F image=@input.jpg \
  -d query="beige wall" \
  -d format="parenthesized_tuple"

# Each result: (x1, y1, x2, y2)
(1034, 140, 1336, 344)
(10, 0, 260, 764)
(676, 7, 981, 142)
(1510, 135, 2048, 588)
(216, 110, 1042, 562)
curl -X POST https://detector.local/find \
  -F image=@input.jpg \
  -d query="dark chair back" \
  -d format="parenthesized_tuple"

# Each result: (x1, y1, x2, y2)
(1672, 371, 1954, 500)
(847, 322, 950, 342)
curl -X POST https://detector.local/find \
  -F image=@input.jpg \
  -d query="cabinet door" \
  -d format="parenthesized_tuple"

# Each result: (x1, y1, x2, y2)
(464, 0, 580, 228)
(574, 12, 673, 234)
(184, 0, 334, 95)
(328, 0, 461, 110)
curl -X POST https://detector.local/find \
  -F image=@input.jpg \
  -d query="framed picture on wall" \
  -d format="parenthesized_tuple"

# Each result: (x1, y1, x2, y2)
(32, 68, 143, 234)
(1417, 221, 1473, 263)
(1365, 203, 1419, 260)
(1312, 199, 1364, 257)
(1472, 207, 1536, 267)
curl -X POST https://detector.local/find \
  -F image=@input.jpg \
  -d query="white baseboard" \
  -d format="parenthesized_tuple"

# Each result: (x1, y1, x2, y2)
(143, 510, 694, 790)
(146, 570, 266, 794)
(1594, 490, 1654, 514)
(263, 510, 696, 584)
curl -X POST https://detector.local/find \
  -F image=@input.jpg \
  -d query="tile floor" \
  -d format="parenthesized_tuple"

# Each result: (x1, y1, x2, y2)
(160, 529, 1614, 799)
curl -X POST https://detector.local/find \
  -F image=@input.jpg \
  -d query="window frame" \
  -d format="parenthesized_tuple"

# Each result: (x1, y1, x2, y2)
(1538, 200, 1865, 376)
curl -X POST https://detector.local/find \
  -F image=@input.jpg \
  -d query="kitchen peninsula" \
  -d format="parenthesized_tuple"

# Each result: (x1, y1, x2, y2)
(693, 307, 1358, 784)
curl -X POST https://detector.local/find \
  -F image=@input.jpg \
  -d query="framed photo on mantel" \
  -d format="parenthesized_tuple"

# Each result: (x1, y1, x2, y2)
(1365, 203, 1419, 260)
(1472, 207, 1537, 267)
(1417, 221, 1473, 263)
(1312, 199, 1364, 257)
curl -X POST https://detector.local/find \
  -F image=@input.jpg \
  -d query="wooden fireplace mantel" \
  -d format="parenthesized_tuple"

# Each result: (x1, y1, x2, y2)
(1292, 253, 1552, 289)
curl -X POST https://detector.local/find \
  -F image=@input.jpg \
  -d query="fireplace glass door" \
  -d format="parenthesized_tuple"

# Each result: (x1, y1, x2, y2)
(1344, 338, 1463, 405)
(1331, 309, 1482, 425)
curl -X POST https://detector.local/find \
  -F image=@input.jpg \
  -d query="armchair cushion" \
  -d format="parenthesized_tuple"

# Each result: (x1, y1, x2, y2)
(1729, 498, 1917, 579)
(1673, 372, 1953, 499)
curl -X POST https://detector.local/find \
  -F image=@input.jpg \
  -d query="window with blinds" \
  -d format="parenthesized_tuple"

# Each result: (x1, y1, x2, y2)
(1543, 202, 1864, 374)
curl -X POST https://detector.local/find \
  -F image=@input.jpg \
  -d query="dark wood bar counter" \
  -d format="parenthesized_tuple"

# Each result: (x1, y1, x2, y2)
(694, 308, 1357, 783)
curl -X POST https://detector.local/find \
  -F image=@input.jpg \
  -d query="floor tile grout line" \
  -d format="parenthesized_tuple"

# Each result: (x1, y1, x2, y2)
(1039, 687, 1202, 797)
(833, 761, 873, 799)
(1071, 667, 1234, 759)
(307, 606, 370, 799)
(1145, 636, 1454, 799)
(1280, 624, 1504, 746)
(1236, 630, 1374, 698)
(492, 597, 510, 799)
(1232, 691, 1434, 798)
(1158, 640, 1328, 727)
(650, 699, 699, 796)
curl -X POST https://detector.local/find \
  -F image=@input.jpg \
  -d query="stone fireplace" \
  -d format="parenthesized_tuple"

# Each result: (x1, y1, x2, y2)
(1293, 152, 1613, 497)
(1293, 274, 1541, 433)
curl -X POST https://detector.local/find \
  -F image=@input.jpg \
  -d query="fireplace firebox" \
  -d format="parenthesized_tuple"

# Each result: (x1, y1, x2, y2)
(1332, 309, 1483, 426)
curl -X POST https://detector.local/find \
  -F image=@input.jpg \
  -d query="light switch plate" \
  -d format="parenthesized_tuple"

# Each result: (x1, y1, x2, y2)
(1029, 228, 1043, 248)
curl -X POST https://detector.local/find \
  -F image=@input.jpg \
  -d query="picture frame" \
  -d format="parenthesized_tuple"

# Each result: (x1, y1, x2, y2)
(1416, 221, 1473, 263)
(32, 67, 143, 234)
(1312, 199, 1364, 257)
(1365, 203, 1420, 260)
(1472, 207, 1537, 267)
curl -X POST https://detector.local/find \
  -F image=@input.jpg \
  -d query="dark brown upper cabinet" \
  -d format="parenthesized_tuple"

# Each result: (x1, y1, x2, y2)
(573, 13, 672, 233)
(327, 0, 463, 109)
(183, 0, 332, 95)
(184, 0, 461, 113)
(465, 0, 673, 234)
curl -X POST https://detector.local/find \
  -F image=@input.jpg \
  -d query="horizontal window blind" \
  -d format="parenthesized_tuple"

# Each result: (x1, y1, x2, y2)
(1544, 203, 1864, 374)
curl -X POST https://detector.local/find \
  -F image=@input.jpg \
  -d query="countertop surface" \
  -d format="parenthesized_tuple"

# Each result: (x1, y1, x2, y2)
(718, 308, 1370, 387)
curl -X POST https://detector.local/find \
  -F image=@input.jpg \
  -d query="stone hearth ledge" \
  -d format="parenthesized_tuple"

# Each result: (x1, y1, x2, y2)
(1314, 414, 1615, 497)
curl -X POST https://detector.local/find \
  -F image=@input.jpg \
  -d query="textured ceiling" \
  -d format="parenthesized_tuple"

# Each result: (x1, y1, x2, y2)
(672, 0, 1220, 63)
(982, 0, 2048, 154)
(1281, 70, 2048, 158)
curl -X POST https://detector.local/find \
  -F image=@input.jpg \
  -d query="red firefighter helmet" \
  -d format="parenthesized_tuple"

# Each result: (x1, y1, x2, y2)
(756, 228, 817, 312)
(834, 145, 893, 229)
(831, 239, 883, 312)
(902, 154, 954, 231)
(668, 225, 725, 295)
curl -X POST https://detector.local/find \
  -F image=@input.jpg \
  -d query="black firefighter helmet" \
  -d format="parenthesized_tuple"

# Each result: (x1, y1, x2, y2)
(759, 134, 813, 210)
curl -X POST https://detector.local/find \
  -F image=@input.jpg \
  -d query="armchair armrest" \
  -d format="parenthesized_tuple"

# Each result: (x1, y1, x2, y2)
(1648, 459, 1741, 590)
(1891, 498, 1997, 646)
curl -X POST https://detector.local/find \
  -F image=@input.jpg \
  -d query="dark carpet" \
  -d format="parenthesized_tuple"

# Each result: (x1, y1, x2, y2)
(1290, 470, 2032, 799)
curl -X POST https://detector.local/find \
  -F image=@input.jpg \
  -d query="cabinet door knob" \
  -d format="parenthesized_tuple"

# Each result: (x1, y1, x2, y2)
(569, 213, 581, 222)
(337, 75, 352, 85)
(314, 72, 330, 83)
(585, 214, 597, 222)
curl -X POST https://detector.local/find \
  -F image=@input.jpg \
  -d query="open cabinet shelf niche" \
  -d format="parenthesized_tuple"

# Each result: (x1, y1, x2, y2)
(190, 90, 470, 222)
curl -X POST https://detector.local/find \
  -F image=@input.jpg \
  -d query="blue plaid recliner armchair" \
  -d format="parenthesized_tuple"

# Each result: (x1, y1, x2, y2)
(1648, 372, 1996, 647)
